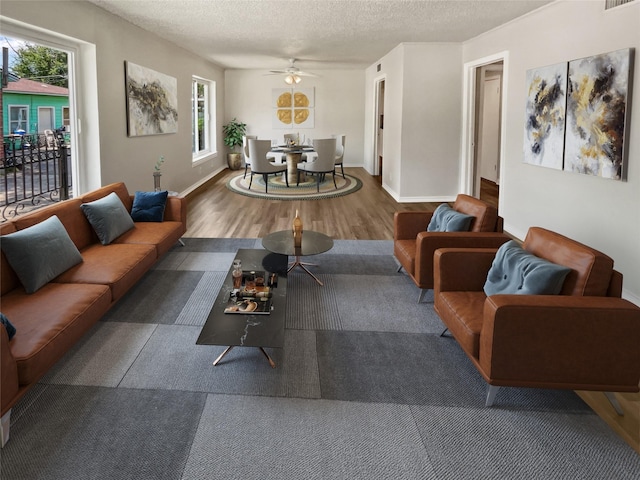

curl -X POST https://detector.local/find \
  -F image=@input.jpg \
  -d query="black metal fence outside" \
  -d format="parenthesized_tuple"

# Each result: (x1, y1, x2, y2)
(1, 132, 72, 222)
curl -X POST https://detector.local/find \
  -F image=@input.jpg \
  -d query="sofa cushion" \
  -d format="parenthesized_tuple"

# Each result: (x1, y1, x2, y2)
(81, 192, 135, 245)
(437, 291, 487, 359)
(453, 194, 499, 232)
(1, 282, 111, 385)
(114, 221, 185, 258)
(81, 182, 133, 212)
(523, 227, 614, 297)
(1, 215, 83, 293)
(131, 190, 168, 222)
(54, 243, 157, 302)
(12, 198, 94, 251)
(1, 313, 16, 341)
(484, 240, 572, 296)
(427, 204, 474, 232)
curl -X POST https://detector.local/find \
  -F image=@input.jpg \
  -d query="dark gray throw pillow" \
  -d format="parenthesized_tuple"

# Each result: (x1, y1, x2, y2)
(81, 192, 134, 245)
(483, 240, 572, 296)
(427, 203, 474, 232)
(1, 215, 83, 293)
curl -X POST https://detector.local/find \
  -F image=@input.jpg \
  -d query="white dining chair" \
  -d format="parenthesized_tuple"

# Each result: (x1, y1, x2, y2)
(248, 139, 288, 193)
(332, 134, 346, 178)
(297, 138, 337, 192)
(242, 135, 257, 178)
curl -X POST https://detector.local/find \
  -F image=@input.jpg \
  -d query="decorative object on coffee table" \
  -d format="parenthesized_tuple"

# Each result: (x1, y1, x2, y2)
(292, 209, 303, 248)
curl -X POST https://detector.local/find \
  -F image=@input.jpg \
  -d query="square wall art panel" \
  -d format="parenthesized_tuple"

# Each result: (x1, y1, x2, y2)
(564, 48, 634, 180)
(272, 88, 314, 129)
(523, 62, 567, 170)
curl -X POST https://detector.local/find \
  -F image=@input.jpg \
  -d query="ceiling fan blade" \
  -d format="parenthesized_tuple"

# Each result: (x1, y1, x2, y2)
(295, 71, 319, 77)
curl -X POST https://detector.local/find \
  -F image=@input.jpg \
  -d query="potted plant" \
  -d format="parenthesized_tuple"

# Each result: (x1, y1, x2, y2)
(223, 118, 247, 170)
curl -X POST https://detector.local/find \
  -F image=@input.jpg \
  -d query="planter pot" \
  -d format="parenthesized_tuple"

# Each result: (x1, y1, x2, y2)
(227, 153, 242, 170)
(153, 171, 162, 191)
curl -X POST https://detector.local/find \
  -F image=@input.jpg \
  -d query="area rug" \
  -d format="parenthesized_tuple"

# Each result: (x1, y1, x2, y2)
(3, 238, 639, 480)
(226, 171, 362, 200)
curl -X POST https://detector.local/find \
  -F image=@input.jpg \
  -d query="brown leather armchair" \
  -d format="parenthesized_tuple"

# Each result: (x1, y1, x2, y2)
(394, 194, 509, 302)
(433, 227, 640, 410)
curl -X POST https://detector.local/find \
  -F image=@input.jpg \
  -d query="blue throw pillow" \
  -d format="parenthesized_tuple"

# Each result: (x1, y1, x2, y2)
(1, 313, 16, 340)
(427, 203, 474, 232)
(81, 192, 134, 245)
(0, 215, 83, 293)
(131, 191, 168, 222)
(484, 240, 572, 296)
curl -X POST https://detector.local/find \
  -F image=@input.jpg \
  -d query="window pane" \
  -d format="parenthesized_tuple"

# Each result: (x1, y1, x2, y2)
(191, 76, 216, 162)
(197, 82, 206, 152)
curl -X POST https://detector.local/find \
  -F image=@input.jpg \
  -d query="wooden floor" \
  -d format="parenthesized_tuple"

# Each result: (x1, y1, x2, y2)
(185, 167, 436, 239)
(185, 167, 639, 454)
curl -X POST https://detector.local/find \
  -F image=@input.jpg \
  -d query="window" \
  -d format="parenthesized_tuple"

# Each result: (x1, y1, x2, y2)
(9, 105, 29, 133)
(62, 106, 70, 127)
(192, 76, 216, 163)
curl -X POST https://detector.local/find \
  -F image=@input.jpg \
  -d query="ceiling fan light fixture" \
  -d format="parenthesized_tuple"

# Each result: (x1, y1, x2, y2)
(284, 74, 301, 85)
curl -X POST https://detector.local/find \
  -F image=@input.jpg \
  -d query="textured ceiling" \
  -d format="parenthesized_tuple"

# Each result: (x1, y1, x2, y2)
(87, 0, 553, 72)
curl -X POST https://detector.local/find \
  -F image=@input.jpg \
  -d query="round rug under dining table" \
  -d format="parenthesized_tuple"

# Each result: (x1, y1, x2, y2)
(226, 172, 362, 200)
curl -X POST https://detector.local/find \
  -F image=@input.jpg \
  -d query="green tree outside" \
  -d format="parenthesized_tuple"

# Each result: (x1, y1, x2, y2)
(11, 44, 68, 88)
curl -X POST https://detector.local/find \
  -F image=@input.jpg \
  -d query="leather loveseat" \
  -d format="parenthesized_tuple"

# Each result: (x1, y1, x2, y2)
(1, 182, 187, 446)
(433, 226, 640, 408)
(394, 194, 509, 302)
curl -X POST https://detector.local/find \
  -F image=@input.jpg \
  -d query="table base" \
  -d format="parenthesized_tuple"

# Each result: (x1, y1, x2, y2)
(213, 345, 276, 368)
(288, 255, 323, 285)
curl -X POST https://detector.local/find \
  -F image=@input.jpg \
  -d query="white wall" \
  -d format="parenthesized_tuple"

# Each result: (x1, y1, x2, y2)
(224, 69, 365, 167)
(365, 43, 462, 202)
(463, 0, 640, 301)
(1, 1, 225, 195)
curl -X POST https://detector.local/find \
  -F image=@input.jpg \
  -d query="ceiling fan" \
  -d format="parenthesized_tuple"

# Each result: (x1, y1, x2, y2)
(266, 58, 319, 84)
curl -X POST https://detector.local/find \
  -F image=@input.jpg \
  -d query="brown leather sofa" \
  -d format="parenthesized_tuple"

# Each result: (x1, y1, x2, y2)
(433, 226, 640, 409)
(394, 194, 510, 302)
(1, 182, 187, 446)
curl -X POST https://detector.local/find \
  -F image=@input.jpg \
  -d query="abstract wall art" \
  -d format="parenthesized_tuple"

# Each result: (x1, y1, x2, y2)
(272, 87, 314, 128)
(523, 62, 567, 170)
(564, 48, 634, 180)
(125, 61, 178, 136)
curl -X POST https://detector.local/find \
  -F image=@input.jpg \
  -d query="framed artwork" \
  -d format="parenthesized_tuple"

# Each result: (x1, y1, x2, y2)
(523, 62, 567, 170)
(125, 61, 178, 136)
(564, 48, 634, 180)
(272, 87, 314, 128)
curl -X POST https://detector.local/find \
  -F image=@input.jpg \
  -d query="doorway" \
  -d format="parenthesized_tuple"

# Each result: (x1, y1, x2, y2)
(461, 52, 508, 211)
(38, 107, 55, 132)
(474, 63, 502, 208)
(374, 78, 385, 183)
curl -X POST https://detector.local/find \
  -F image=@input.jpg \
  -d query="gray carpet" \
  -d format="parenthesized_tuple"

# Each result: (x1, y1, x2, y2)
(3, 238, 639, 479)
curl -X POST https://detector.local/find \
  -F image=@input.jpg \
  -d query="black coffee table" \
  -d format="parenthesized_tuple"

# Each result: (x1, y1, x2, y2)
(196, 249, 287, 368)
(261, 230, 334, 285)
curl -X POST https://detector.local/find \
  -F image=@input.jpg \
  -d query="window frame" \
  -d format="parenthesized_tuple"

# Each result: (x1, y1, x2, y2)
(9, 105, 29, 133)
(191, 75, 217, 166)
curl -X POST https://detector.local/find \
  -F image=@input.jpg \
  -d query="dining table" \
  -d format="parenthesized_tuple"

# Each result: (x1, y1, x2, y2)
(270, 144, 315, 185)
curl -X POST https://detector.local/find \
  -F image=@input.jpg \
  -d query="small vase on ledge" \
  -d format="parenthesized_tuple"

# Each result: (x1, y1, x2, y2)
(153, 171, 162, 192)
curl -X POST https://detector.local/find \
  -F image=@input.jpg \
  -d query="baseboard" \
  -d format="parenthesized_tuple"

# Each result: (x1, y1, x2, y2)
(179, 166, 227, 198)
